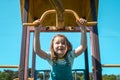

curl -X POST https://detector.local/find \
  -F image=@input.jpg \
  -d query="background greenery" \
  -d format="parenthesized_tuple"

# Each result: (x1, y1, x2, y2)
(0, 69, 120, 80)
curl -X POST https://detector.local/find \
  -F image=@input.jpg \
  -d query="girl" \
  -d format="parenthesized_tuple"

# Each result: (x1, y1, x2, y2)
(34, 18, 87, 80)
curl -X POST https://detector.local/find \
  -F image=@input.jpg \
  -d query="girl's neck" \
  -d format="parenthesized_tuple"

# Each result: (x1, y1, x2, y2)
(58, 57, 64, 60)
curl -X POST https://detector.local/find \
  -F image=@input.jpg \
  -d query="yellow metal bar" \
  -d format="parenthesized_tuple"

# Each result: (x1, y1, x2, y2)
(23, 10, 56, 26)
(102, 64, 120, 68)
(64, 9, 79, 21)
(23, 9, 97, 27)
(64, 9, 97, 26)
(0, 65, 19, 68)
(49, 0, 64, 29)
(23, 21, 97, 27)
(86, 22, 97, 26)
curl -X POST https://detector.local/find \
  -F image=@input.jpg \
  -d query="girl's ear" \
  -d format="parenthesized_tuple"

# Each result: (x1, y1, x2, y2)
(67, 46, 71, 51)
(67, 41, 72, 51)
(66, 46, 68, 52)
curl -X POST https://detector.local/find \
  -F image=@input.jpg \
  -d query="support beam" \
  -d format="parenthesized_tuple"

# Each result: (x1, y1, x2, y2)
(90, 0, 102, 80)
(84, 48, 90, 80)
(19, 0, 30, 80)
(27, 26, 92, 32)
(49, 0, 64, 29)
(31, 49, 36, 79)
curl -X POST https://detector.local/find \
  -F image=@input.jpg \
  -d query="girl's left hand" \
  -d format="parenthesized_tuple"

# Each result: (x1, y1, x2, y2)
(77, 18, 87, 25)
(76, 18, 87, 32)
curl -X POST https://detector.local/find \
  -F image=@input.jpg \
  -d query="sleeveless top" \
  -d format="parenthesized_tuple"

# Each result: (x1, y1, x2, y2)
(46, 50, 76, 80)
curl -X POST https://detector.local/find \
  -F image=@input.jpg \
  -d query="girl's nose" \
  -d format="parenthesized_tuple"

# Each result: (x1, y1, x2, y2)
(59, 43, 62, 46)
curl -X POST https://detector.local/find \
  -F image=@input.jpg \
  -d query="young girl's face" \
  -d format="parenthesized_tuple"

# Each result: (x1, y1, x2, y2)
(53, 36, 67, 58)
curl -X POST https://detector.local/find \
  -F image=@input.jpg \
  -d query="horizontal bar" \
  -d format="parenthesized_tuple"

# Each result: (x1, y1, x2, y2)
(86, 22, 97, 26)
(23, 10, 56, 26)
(0, 65, 19, 68)
(23, 22, 97, 27)
(102, 64, 120, 68)
(36, 69, 85, 72)
(27, 26, 91, 32)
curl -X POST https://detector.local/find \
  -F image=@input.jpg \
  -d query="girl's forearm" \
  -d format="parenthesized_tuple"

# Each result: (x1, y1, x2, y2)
(34, 29, 40, 53)
(81, 31, 87, 51)
(34, 28, 49, 59)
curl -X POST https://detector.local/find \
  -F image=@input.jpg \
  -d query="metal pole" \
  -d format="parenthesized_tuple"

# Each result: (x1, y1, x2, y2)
(90, 0, 102, 80)
(75, 71, 77, 80)
(19, 0, 30, 80)
(84, 48, 90, 80)
(31, 44, 36, 79)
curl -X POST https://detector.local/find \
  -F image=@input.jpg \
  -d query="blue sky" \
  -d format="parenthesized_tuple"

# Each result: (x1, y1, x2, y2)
(0, 0, 120, 75)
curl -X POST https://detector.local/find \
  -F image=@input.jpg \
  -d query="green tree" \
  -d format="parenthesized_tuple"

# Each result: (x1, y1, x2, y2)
(0, 70, 18, 80)
(0, 72, 10, 80)
(102, 74, 116, 80)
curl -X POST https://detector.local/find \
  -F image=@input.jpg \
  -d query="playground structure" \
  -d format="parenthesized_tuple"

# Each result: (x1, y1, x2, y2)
(19, 0, 99, 80)
(0, 0, 120, 80)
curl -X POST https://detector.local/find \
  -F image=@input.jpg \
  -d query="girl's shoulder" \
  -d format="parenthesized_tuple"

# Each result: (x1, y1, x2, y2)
(46, 53, 53, 65)
(67, 50, 76, 58)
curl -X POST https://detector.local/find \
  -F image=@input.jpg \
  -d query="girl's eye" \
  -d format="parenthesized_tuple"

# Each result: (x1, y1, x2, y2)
(55, 41, 65, 45)
(55, 42, 59, 44)
(56, 42, 59, 44)
(61, 42, 65, 45)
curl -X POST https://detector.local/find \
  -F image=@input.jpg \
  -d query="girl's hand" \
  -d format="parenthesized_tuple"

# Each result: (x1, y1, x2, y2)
(78, 18, 87, 25)
(76, 18, 87, 33)
(76, 18, 87, 26)
(33, 19, 41, 26)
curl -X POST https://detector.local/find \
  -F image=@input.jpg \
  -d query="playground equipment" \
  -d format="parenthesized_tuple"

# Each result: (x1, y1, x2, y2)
(102, 64, 120, 68)
(19, 0, 119, 79)
(0, 65, 19, 68)
(23, 9, 97, 27)
(19, 0, 100, 80)
(0, 0, 119, 80)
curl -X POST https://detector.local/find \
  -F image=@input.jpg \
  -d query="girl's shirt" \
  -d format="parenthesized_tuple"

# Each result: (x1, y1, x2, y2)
(46, 50, 76, 68)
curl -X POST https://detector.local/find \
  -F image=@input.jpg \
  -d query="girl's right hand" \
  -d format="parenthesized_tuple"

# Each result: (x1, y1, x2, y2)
(33, 19, 41, 26)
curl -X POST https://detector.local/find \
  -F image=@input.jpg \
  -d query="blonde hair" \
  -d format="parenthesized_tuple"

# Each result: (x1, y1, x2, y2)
(50, 34, 72, 61)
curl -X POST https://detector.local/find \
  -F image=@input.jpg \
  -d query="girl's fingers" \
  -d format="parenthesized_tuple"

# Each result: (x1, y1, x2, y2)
(79, 18, 87, 25)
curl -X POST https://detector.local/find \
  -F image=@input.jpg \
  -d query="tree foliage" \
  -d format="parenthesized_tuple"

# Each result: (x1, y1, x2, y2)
(0, 70, 18, 80)
(0, 69, 120, 80)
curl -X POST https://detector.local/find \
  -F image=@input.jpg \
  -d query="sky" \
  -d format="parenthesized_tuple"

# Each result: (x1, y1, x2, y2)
(0, 0, 120, 76)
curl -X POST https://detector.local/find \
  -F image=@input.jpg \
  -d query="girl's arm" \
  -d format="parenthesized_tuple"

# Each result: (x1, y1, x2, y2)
(34, 24, 49, 59)
(75, 18, 87, 57)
